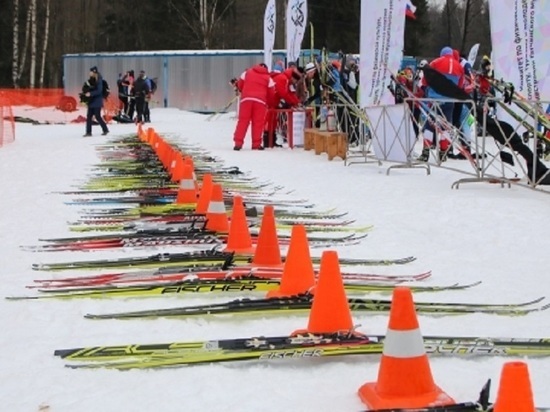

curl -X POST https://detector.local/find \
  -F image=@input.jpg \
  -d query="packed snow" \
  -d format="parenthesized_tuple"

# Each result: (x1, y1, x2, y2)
(0, 106, 549, 412)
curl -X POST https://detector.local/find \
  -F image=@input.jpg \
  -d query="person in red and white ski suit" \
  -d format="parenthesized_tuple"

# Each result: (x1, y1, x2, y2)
(232, 63, 276, 150)
(263, 68, 303, 147)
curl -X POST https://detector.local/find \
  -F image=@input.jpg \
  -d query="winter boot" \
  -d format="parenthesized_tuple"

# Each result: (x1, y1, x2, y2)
(417, 148, 430, 162)
(262, 131, 271, 148)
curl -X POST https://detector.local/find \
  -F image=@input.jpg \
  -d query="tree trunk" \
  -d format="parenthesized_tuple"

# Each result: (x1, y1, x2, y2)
(460, 0, 472, 53)
(12, 0, 20, 87)
(29, 0, 37, 88)
(39, 0, 51, 88)
(17, 4, 33, 87)
(445, 0, 452, 46)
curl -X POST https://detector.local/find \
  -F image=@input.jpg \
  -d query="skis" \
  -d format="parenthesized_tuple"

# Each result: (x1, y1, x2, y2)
(54, 332, 550, 369)
(8, 279, 480, 300)
(31, 251, 416, 271)
(31, 249, 238, 271)
(30, 269, 433, 289)
(84, 295, 549, 320)
(26, 231, 369, 253)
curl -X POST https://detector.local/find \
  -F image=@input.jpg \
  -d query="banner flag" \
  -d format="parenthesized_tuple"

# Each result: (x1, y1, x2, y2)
(467, 43, 480, 67)
(286, 0, 308, 64)
(488, 0, 550, 101)
(359, 0, 406, 107)
(264, 0, 277, 67)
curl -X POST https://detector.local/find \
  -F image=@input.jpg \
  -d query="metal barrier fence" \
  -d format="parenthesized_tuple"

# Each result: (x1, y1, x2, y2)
(266, 108, 314, 148)
(326, 95, 549, 193)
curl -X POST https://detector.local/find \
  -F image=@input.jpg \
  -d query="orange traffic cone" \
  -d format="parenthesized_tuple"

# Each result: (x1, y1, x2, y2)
(146, 127, 155, 143)
(183, 156, 199, 191)
(170, 154, 185, 182)
(224, 195, 255, 254)
(175, 164, 198, 205)
(358, 287, 454, 409)
(195, 174, 213, 214)
(205, 183, 229, 233)
(266, 224, 315, 298)
(252, 205, 282, 267)
(292, 250, 353, 334)
(494, 361, 536, 412)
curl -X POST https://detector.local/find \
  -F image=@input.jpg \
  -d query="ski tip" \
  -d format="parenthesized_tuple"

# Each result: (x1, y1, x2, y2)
(5, 295, 40, 301)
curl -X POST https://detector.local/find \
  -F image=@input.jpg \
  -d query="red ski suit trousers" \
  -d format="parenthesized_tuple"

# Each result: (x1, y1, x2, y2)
(233, 99, 268, 148)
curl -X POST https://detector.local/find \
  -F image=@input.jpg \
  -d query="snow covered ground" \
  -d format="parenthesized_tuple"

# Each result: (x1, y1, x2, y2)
(0, 106, 549, 412)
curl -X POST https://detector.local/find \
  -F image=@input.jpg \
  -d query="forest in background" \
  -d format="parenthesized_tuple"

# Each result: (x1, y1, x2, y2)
(0, 0, 491, 88)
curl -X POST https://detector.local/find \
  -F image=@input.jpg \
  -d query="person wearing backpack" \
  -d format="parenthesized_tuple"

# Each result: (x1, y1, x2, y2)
(143, 73, 157, 123)
(82, 66, 109, 137)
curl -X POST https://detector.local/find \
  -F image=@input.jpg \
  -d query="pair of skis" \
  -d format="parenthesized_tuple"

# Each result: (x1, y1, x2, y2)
(9, 277, 476, 300)
(29, 267, 433, 289)
(30, 250, 417, 271)
(82, 294, 549, 320)
(54, 331, 550, 370)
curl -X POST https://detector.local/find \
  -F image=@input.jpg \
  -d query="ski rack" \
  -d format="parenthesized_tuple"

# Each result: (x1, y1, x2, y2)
(479, 97, 550, 192)
(349, 91, 550, 193)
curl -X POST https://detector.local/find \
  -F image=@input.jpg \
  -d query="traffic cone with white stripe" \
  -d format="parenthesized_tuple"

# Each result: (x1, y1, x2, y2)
(224, 195, 255, 254)
(265, 224, 315, 298)
(175, 164, 198, 205)
(205, 183, 229, 233)
(170, 153, 185, 182)
(494, 361, 536, 412)
(358, 286, 455, 409)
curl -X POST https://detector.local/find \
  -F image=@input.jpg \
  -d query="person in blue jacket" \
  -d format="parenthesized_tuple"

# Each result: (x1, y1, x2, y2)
(83, 66, 109, 137)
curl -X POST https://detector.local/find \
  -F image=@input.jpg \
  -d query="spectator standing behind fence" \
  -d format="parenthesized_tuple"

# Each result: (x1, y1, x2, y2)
(83, 66, 109, 137)
(418, 47, 465, 161)
(133, 71, 150, 124)
(232, 63, 276, 151)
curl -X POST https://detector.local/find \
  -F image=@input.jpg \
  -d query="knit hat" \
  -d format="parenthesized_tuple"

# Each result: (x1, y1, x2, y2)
(440, 47, 453, 57)
(305, 62, 316, 73)
(90, 66, 98, 73)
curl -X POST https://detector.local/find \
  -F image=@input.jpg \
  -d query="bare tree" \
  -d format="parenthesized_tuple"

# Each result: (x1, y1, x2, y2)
(39, 0, 50, 88)
(12, 0, 20, 87)
(168, 0, 237, 49)
(13, 1, 33, 87)
(29, 0, 37, 88)
(460, 0, 472, 53)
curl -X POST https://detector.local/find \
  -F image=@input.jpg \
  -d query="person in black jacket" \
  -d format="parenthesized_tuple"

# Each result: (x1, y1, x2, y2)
(82, 66, 109, 137)
(133, 70, 150, 124)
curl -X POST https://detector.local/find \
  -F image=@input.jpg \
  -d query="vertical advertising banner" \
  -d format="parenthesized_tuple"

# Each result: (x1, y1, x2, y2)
(488, 0, 550, 101)
(264, 0, 276, 67)
(286, 0, 308, 64)
(359, 0, 406, 107)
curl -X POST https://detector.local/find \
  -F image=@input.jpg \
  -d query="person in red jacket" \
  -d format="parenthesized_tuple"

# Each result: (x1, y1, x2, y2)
(274, 68, 302, 108)
(419, 46, 465, 161)
(233, 63, 276, 150)
(262, 68, 302, 147)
